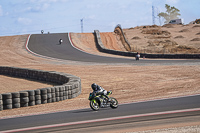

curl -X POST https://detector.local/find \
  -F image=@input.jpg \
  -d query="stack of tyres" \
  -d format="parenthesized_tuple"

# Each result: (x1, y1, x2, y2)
(27, 90, 35, 106)
(72, 84, 78, 98)
(12, 92, 20, 108)
(0, 94, 3, 111)
(51, 87, 56, 102)
(40, 88, 47, 104)
(20, 92, 29, 107)
(2, 93, 12, 110)
(64, 86, 69, 100)
(68, 85, 72, 99)
(59, 86, 64, 101)
(63, 87, 67, 100)
(47, 88, 52, 103)
(35, 89, 41, 105)
(55, 87, 60, 102)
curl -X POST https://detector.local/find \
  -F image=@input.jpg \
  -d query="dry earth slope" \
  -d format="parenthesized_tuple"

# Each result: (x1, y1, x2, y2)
(123, 24, 200, 54)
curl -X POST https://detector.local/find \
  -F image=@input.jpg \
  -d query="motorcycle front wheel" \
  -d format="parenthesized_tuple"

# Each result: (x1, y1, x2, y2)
(110, 97, 118, 109)
(90, 100, 99, 111)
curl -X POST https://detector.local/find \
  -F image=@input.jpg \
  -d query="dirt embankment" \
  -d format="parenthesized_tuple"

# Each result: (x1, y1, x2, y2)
(71, 24, 200, 54)
(70, 33, 98, 53)
(70, 32, 126, 52)
(100, 32, 126, 51)
(70, 33, 131, 58)
(124, 24, 200, 54)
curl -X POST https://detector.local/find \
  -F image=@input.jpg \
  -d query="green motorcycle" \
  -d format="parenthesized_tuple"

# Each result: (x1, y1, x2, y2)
(88, 91, 118, 111)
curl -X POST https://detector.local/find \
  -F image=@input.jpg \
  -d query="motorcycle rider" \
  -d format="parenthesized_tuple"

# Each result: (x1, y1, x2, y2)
(91, 83, 111, 107)
(59, 39, 63, 44)
(136, 52, 140, 60)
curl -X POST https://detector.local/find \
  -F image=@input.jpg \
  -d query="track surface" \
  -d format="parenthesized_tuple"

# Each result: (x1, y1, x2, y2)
(27, 33, 199, 64)
(0, 95, 200, 132)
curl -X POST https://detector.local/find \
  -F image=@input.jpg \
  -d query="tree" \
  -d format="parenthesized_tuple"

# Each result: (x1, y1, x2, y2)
(158, 4, 181, 24)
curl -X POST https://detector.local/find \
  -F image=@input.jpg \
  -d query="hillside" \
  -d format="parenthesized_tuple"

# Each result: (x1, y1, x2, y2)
(123, 24, 200, 54)
(71, 24, 200, 55)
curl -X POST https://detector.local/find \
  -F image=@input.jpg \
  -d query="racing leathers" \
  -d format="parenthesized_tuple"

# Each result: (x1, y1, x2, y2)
(92, 85, 110, 107)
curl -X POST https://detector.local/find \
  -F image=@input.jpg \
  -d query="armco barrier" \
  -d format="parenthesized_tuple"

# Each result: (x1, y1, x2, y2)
(0, 66, 81, 111)
(94, 30, 200, 59)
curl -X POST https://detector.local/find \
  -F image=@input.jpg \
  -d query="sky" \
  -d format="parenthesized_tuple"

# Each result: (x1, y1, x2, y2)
(0, 0, 199, 36)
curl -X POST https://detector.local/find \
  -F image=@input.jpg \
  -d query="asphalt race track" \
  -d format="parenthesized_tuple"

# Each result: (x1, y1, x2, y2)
(27, 33, 199, 65)
(1, 95, 200, 132)
(0, 33, 200, 132)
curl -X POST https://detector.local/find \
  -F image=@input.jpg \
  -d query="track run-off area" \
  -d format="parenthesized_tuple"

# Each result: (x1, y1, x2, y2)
(0, 33, 200, 132)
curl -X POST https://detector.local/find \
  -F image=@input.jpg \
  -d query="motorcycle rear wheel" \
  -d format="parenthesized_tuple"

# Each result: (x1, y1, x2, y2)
(110, 97, 118, 109)
(90, 100, 99, 111)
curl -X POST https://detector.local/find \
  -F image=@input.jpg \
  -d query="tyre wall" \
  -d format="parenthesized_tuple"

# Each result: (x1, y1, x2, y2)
(94, 28, 200, 59)
(0, 66, 81, 111)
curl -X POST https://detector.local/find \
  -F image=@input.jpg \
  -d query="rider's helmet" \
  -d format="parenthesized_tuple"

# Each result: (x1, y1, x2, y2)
(91, 83, 97, 91)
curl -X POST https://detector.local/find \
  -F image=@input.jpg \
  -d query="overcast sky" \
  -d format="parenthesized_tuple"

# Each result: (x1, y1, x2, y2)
(0, 0, 199, 36)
